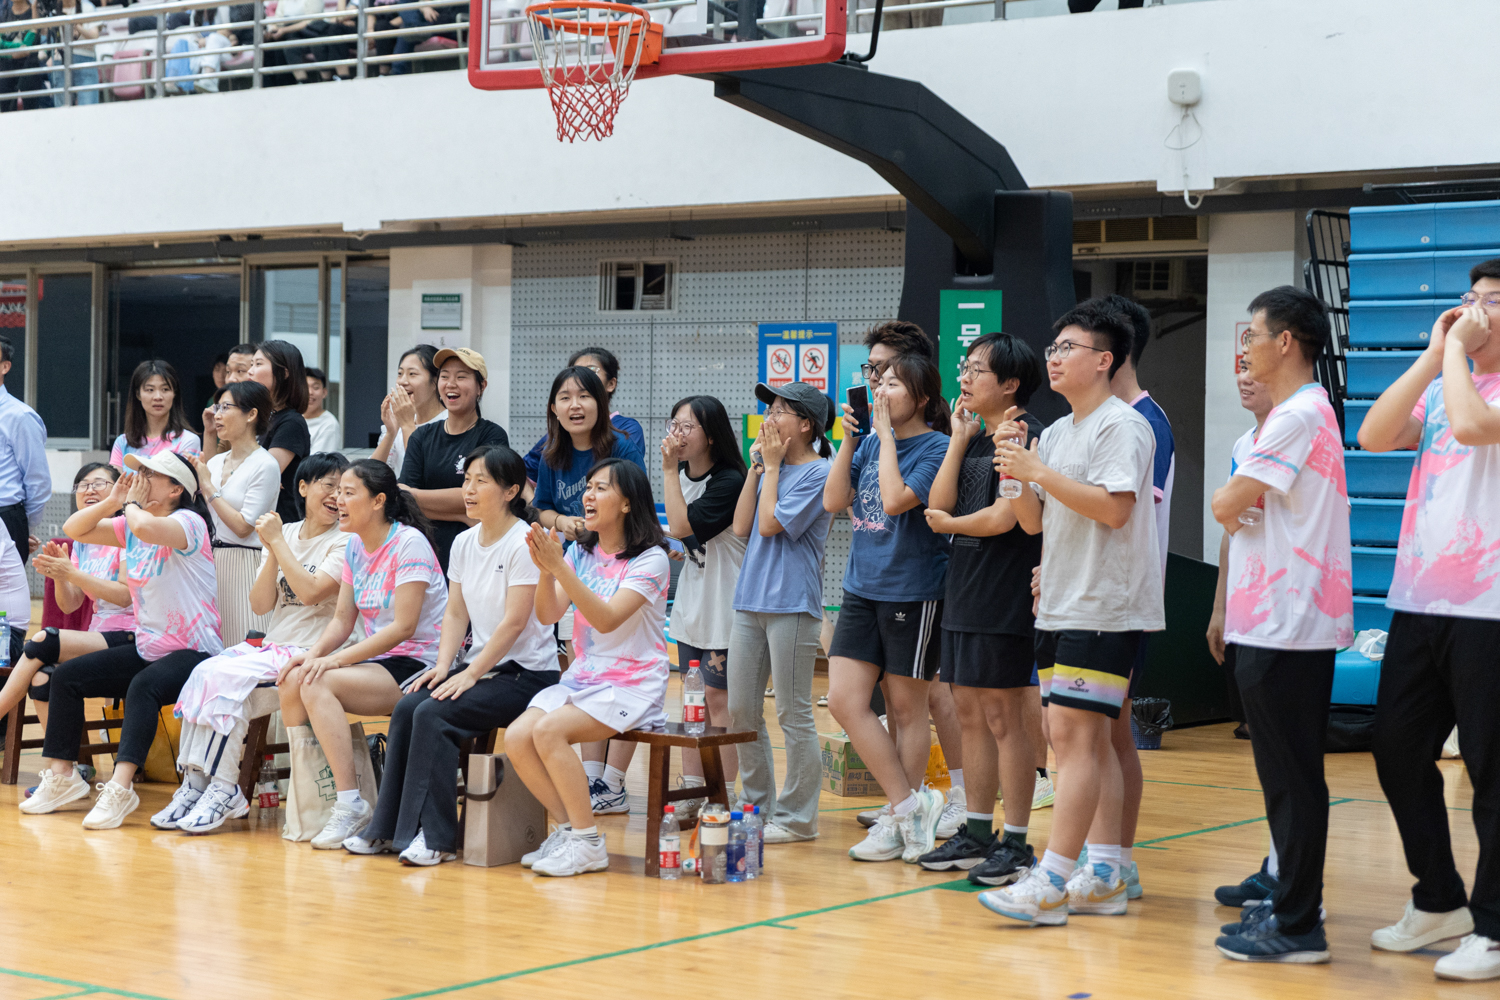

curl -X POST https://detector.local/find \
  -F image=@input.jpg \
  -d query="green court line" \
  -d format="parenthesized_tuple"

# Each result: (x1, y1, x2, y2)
(0, 968, 170, 1000)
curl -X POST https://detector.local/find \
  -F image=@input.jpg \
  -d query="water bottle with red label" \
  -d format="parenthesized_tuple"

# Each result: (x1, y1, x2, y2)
(1239, 494, 1265, 526)
(256, 754, 280, 813)
(683, 659, 706, 734)
(659, 804, 681, 880)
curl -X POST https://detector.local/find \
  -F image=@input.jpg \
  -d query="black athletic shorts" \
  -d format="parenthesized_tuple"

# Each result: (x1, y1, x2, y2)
(676, 641, 728, 691)
(939, 629, 1036, 689)
(1034, 628, 1143, 719)
(828, 593, 942, 681)
(374, 655, 428, 686)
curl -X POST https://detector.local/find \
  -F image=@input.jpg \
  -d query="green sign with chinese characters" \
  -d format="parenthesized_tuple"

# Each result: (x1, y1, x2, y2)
(938, 289, 1004, 404)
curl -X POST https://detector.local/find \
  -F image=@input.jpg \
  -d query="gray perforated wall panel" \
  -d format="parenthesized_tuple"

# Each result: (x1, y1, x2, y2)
(511, 228, 905, 606)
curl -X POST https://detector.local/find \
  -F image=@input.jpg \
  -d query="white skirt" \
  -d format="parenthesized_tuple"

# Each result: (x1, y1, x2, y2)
(215, 546, 270, 648)
(528, 678, 665, 734)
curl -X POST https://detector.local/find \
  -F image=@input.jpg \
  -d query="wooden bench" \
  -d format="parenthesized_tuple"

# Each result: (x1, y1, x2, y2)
(613, 723, 759, 878)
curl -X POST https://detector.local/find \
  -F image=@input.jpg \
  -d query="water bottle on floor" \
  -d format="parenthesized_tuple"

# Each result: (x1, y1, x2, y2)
(256, 755, 280, 814)
(726, 809, 747, 882)
(700, 807, 729, 884)
(683, 660, 706, 734)
(659, 804, 681, 880)
(0, 611, 9, 671)
(744, 804, 761, 879)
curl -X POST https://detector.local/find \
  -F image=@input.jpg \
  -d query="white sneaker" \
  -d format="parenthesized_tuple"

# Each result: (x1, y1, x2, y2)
(150, 780, 203, 830)
(977, 864, 1070, 926)
(1442, 727, 1461, 759)
(533, 832, 609, 877)
(81, 781, 140, 830)
(1032, 773, 1055, 809)
(1066, 866, 1128, 915)
(522, 826, 570, 868)
(761, 821, 816, 844)
(849, 812, 904, 862)
(856, 806, 887, 829)
(1436, 934, 1500, 981)
(399, 829, 457, 867)
(675, 775, 707, 826)
(176, 782, 249, 835)
(343, 834, 395, 855)
(19, 769, 92, 815)
(897, 788, 945, 864)
(1372, 901, 1474, 952)
(311, 797, 372, 850)
(936, 785, 965, 840)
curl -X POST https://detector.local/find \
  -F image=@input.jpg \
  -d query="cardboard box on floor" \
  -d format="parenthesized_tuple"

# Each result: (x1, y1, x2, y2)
(819, 732, 879, 797)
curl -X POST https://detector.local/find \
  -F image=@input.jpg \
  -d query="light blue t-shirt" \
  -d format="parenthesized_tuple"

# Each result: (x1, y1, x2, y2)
(732, 458, 833, 618)
(842, 431, 950, 602)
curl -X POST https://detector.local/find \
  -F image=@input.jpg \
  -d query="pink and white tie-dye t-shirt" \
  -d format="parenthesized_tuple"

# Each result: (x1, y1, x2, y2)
(563, 543, 671, 703)
(1387, 373, 1500, 619)
(70, 541, 137, 633)
(1226, 383, 1353, 651)
(341, 523, 446, 666)
(109, 431, 202, 469)
(112, 510, 223, 660)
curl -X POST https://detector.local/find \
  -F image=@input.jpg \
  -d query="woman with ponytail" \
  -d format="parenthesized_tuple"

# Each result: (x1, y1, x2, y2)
(276, 459, 447, 850)
(344, 445, 559, 864)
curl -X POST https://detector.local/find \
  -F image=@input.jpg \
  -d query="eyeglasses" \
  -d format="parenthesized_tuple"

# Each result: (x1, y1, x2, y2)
(1459, 293, 1500, 309)
(1043, 340, 1107, 362)
(957, 360, 995, 378)
(211, 402, 246, 414)
(859, 362, 887, 380)
(665, 418, 700, 435)
(765, 404, 798, 419)
(75, 481, 112, 495)
(1239, 329, 1278, 350)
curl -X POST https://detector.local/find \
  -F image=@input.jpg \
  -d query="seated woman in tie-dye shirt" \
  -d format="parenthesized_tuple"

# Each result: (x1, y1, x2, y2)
(0, 463, 136, 748)
(507, 458, 671, 878)
(277, 459, 447, 852)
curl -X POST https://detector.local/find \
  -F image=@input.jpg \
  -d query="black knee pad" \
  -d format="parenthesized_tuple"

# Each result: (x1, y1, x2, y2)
(23, 627, 60, 666)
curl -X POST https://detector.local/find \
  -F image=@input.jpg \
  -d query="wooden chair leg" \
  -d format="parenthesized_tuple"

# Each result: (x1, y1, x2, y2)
(699, 747, 728, 809)
(1, 697, 22, 785)
(645, 744, 670, 878)
(238, 715, 271, 804)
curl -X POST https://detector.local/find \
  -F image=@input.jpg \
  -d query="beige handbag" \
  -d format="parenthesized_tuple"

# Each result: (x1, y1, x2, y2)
(282, 721, 379, 842)
(462, 753, 547, 867)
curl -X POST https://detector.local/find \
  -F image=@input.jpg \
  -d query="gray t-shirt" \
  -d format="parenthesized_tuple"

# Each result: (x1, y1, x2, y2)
(731, 458, 832, 619)
(1034, 395, 1165, 633)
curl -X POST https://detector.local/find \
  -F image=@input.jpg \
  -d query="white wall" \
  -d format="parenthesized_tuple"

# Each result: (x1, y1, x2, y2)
(1201, 211, 1298, 563)
(4, 0, 1500, 244)
(389, 244, 513, 428)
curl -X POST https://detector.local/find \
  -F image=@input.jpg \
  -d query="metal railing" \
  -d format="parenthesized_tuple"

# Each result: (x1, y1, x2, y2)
(0, 0, 470, 105)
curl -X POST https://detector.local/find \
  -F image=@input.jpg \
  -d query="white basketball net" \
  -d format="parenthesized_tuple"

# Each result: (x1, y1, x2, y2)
(526, 2, 653, 143)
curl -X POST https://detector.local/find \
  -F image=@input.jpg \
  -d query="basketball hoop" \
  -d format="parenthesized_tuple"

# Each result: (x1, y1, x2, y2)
(526, 0, 664, 142)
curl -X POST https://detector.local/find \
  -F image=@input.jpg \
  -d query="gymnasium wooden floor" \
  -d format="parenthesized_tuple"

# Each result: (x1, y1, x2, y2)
(0, 675, 1480, 1000)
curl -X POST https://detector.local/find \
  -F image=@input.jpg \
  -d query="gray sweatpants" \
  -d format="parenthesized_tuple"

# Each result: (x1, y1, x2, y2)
(727, 610, 821, 838)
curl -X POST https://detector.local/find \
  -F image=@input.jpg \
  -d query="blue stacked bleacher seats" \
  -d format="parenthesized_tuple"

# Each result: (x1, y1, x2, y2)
(1336, 199, 1500, 703)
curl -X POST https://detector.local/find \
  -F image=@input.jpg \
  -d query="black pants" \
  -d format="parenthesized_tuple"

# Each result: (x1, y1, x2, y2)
(0, 501, 27, 561)
(1222, 643, 1246, 724)
(0, 63, 50, 112)
(43, 644, 214, 767)
(1234, 645, 1335, 935)
(1374, 610, 1500, 938)
(366, 663, 558, 854)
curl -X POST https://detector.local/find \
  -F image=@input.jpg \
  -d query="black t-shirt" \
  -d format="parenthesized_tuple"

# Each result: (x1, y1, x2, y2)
(399, 416, 509, 571)
(261, 409, 311, 524)
(678, 461, 745, 556)
(942, 412, 1044, 636)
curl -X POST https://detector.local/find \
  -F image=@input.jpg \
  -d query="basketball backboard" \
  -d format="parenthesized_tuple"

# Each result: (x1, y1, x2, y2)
(467, 0, 846, 90)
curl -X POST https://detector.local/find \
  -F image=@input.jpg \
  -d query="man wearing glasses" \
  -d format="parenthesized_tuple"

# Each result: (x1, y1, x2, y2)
(978, 299, 1163, 928)
(1358, 260, 1500, 981)
(1208, 286, 1349, 963)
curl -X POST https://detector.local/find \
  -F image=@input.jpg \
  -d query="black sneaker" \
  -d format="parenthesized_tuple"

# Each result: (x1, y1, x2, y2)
(1214, 857, 1280, 906)
(1215, 913, 1330, 963)
(919, 829, 994, 871)
(967, 839, 1036, 886)
(1221, 899, 1273, 935)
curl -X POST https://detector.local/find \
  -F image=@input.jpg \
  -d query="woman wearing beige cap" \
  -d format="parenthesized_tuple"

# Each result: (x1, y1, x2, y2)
(397, 348, 509, 572)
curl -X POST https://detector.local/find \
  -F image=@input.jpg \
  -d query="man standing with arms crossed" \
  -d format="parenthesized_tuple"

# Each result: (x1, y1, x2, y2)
(1210, 286, 1350, 963)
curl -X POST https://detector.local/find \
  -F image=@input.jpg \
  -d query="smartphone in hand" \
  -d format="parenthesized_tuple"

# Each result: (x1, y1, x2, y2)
(847, 384, 871, 436)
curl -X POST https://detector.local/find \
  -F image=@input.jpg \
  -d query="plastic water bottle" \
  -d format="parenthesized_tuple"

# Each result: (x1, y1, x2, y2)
(683, 660, 706, 735)
(255, 755, 280, 814)
(1239, 494, 1265, 526)
(0, 611, 9, 671)
(659, 804, 681, 880)
(753, 805, 765, 874)
(743, 804, 762, 880)
(997, 433, 1025, 499)
(726, 809, 747, 882)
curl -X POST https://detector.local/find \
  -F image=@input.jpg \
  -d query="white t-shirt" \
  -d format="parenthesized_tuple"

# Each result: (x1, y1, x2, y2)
(1034, 395, 1164, 633)
(1225, 383, 1353, 651)
(448, 521, 555, 672)
(341, 522, 446, 666)
(0, 535, 30, 631)
(262, 519, 346, 648)
(385, 411, 446, 477)
(113, 509, 223, 660)
(207, 448, 282, 549)
(1387, 372, 1500, 620)
(667, 465, 746, 649)
(564, 543, 671, 701)
(305, 410, 342, 455)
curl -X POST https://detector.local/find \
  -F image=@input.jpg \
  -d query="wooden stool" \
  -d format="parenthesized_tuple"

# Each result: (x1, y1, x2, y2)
(2, 682, 123, 785)
(613, 723, 759, 878)
(237, 713, 291, 803)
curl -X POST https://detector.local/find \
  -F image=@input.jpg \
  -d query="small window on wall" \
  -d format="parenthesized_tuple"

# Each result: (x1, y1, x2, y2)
(599, 261, 674, 311)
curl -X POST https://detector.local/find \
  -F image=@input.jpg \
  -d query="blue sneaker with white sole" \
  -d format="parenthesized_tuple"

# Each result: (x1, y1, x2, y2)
(1215, 912, 1330, 963)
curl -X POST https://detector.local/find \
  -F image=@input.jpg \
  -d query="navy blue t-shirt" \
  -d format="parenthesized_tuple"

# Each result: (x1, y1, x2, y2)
(533, 435, 647, 519)
(524, 413, 645, 483)
(842, 430, 951, 602)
